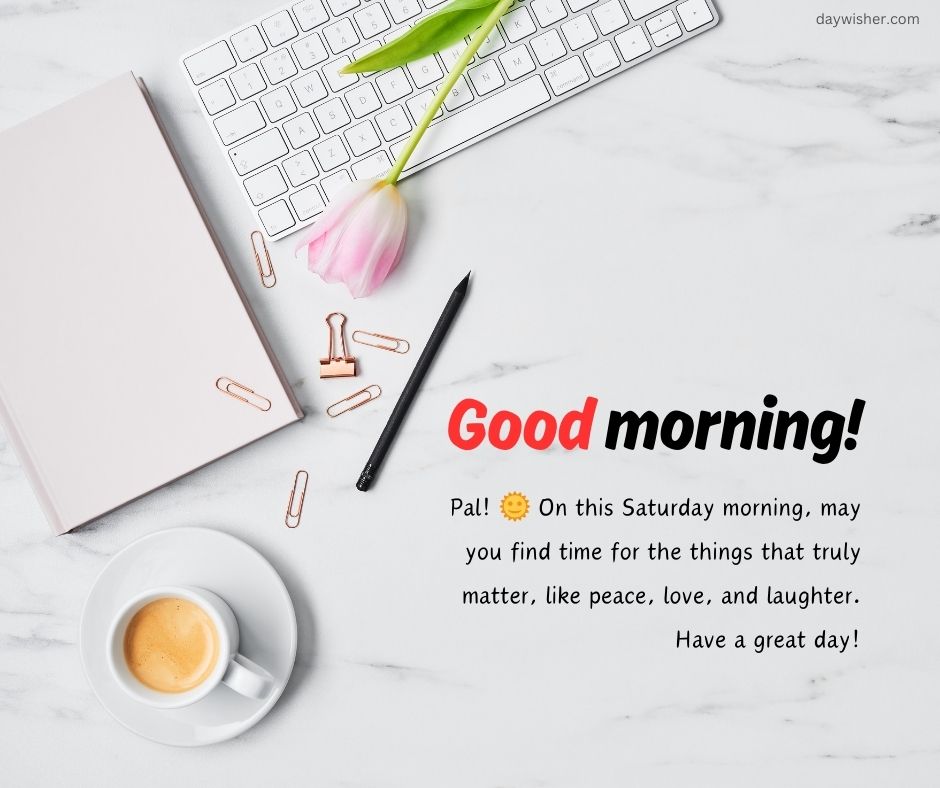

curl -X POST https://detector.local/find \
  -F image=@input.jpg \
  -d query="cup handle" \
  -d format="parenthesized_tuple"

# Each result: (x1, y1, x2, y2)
(222, 653, 275, 700)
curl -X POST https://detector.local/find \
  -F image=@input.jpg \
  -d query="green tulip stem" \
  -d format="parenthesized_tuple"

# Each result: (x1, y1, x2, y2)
(384, 0, 514, 185)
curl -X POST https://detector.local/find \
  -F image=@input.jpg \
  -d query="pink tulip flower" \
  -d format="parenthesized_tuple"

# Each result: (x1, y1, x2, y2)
(295, 179, 407, 299)
(296, 0, 513, 297)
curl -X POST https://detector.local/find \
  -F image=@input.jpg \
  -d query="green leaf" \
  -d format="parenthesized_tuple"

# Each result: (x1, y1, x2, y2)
(342, 0, 501, 74)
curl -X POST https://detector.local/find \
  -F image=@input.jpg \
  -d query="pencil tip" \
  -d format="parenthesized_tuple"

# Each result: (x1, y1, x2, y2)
(456, 271, 471, 294)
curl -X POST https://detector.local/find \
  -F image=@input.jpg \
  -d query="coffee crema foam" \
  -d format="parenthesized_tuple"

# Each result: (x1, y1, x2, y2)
(123, 597, 219, 693)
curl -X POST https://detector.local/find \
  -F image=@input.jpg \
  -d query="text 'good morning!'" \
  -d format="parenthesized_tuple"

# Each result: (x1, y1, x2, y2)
(448, 395, 865, 464)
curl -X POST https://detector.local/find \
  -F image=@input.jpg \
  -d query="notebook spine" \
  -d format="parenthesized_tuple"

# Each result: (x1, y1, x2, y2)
(0, 381, 68, 534)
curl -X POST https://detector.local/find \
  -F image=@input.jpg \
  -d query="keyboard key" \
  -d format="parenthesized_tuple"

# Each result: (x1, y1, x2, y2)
(258, 200, 295, 235)
(439, 41, 472, 72)
(290, 184, 326, 219)
(244, 165, 288, 205)
(199, 79, 236, 115)
(261, 86, 298, 122)
(323, 18, 360, 54)
(406, 91, 443, 125)
(327, 0, 360, 14)
(442, 74, 474, 109)
(231, 63, 267, 99)
(477, 28, 505, 57)
(376, 105, 412, 140)
(313, 136, 351, 171)
(501, 8, 536, 43)
(499, 45, 536, 80)
(561, 15, 598, 49)
(584, 40, 619, 76)
(262, 12, 298, 46)
(645, 8, 676, 33)
(568, 0, 597, 11)
(386, 0, 421, 24)
(230, 128, 289, 175)
(261, 49, 298, 83)
(530, 0, 566, 27)
(345, 83, 381, 117)
(314, 97, 351, 132)
(354, 5, 391, 38)
(214, 102, 266, 144)
(390, 75, 549, 173)
(292, 71, 328, 106)
(293, 0, 329, 30)
(468, 60, 505, 95)
(283, 150, 318, 186)
(383, 25, 412, 45)
(614, 26, 652, 60)
(376, 67, 413, 102)
(676, 0, 714, 30)
(545, 55, 589, 95)
(321, 169, 352, 200)
(231, 26, 267, 61)
(624, 0, 670, 17)
(324, 57, 359, 91)
(344, 120, 381, 155)
(424, 0, 448, 6)
(184, 41, 236, 85)
(354, 40, 381, 56)
(352, 150, 392, 180)
(651, 22, 681, 45)
(407, 54, 443, 89)
(284, 112, 321, 147)
(531, 30, 566, 65)
(293, 34, 329, 69)
(593, 0, 629, 34)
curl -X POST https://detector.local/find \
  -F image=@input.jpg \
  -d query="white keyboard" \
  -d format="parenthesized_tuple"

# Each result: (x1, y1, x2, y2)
(182, 0, 719, 239)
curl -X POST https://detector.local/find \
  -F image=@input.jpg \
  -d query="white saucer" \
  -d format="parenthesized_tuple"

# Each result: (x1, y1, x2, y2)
(80, 527, 297, 746)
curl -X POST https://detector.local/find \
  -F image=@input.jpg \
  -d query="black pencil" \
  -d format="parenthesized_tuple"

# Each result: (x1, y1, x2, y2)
(356, 271, 471, 491)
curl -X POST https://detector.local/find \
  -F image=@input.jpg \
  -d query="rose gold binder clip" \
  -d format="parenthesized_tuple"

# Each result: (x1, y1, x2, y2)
(251, 231, 276, 289)
(320, 312, 357, 378)
(285, 470, 308, 528)
(215, 377, 272, 412)
(326, 385, 381, 417)
(352, 330, 410, 354)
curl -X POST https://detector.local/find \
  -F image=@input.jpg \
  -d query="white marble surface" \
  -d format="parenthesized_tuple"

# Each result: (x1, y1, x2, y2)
(2, 0, 939, 783)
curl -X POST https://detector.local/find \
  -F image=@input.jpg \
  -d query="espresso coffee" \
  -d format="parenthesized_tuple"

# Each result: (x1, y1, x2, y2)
(123, 597, 219, 693)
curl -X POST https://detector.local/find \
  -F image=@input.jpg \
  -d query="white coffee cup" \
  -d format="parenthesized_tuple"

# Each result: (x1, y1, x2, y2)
(107, 585, 274, 709)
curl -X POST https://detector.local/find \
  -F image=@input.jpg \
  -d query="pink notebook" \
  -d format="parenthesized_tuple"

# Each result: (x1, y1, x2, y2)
(0, 73, 303, 534)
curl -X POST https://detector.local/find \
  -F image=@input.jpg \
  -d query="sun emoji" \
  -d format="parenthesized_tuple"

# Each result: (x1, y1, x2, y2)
(500, 492, 530, 521)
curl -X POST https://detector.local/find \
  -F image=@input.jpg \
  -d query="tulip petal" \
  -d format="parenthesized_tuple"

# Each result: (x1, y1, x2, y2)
(297, 178, 409, 298)
(341, 187, 406, 297)
(353, 193, 407, 297)
(313, 185, 385, 281)
(293, 179, 376, 257)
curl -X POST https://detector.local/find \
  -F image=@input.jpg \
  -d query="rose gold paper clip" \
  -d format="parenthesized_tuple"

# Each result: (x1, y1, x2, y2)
(251, 231, 276, 289)
(352, 330, 410, 354)
(215, 377, 272, 411)
(320, 312, 357, 378)
(285, 470, 308, 528)
(326, 385, 381, 417)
